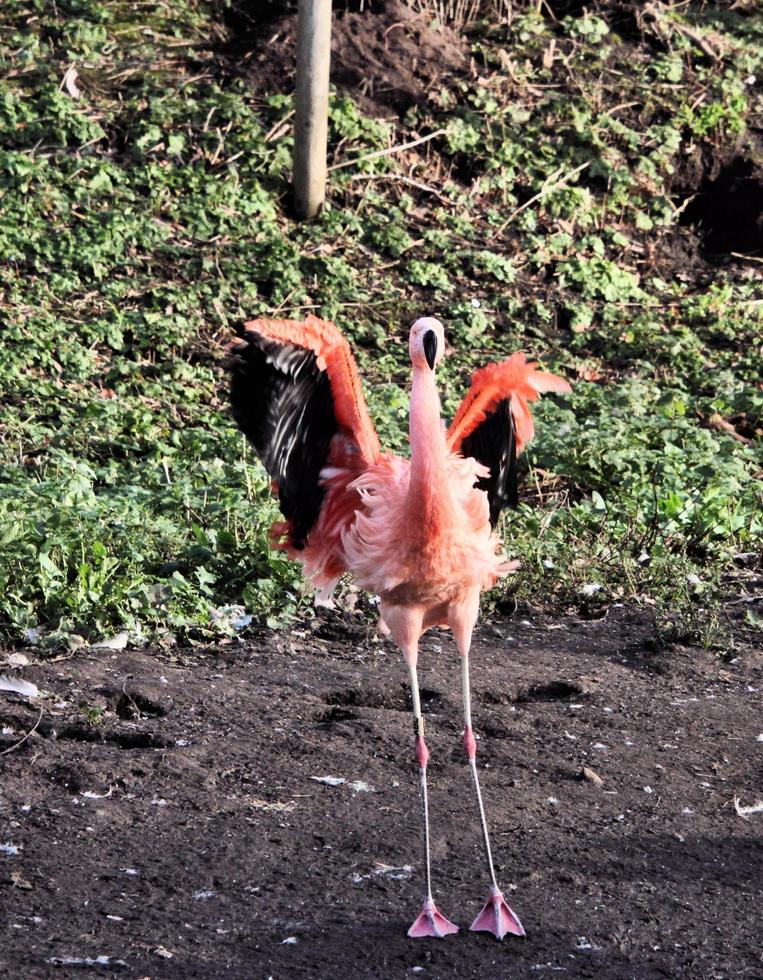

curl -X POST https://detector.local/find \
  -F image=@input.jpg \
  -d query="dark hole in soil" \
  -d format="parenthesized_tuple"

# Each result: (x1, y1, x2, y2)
(49, 763, 84, 794)
(678, 155, 763, 257)
(113, 731, 174, 750)
(317, 705, 359, 723)
(539, 0, 589, 17)
(116, 690, 166, 720)
(517, 679, 584, 702)
(479, 722, 510, 739)
(324, 687, 392, 709)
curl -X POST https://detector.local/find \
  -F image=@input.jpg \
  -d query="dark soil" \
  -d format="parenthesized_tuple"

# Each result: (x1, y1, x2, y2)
(673, 135, 763, 259)
(2, 607, 762, 979)
(219, 0, 470, 115)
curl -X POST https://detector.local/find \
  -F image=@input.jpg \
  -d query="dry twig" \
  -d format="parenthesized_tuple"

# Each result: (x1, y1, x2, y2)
(0, 707, 43, 756)
(328, 129, 447, 173)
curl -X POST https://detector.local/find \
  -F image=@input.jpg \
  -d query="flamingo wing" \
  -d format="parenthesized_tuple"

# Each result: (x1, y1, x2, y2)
(447, 353, 571, 526)
(229, 314, 381, 549)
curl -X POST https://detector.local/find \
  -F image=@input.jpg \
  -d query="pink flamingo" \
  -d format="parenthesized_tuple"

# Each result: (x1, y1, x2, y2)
(229, 314, 570, 940)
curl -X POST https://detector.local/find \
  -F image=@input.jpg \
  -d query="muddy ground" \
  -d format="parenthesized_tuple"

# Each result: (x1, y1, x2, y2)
(1, 607, 761, 979)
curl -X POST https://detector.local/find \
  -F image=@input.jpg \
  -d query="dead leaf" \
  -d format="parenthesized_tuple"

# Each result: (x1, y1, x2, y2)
(11, 870, 32, 890)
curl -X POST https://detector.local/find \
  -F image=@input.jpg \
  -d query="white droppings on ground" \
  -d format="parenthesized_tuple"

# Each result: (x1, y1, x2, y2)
(1, 843, 20, 855)
(81, 788, 113, 800)
(48, 956, 127, 968)
(353, 862, 414, 883)
(120, 867, 139, 876)
(281, 936, 298, 945)
(310, 775, 345, 787)
(193, 890, 216, 901)
(347, 780, 375, 793)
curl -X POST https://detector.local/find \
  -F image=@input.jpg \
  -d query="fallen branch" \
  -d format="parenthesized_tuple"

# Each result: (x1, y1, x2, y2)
(349, 172, 449, 202)
(706, 412, 752, 445)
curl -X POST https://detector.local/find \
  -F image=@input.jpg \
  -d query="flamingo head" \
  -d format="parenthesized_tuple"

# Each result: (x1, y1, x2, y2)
(409, 317, 445, 371)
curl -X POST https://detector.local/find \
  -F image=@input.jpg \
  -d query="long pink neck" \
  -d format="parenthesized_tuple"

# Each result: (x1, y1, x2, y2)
(406, 365, 452, 523)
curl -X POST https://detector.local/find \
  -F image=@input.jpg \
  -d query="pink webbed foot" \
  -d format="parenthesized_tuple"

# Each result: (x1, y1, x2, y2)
(470, 886, 525, 940)
(408, 897, 459, 939)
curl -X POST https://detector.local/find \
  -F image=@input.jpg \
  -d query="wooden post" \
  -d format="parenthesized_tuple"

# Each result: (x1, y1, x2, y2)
(293, 0, 332, 219)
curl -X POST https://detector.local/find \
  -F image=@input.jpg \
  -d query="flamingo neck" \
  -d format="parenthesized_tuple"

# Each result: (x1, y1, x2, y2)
(407, 365, 451, 519)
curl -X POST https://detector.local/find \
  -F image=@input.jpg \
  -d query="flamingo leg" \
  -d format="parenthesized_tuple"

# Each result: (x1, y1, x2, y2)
(405, 656, 459, 939)
(381, 600, 457, 939)
(452, 599, 525, 940)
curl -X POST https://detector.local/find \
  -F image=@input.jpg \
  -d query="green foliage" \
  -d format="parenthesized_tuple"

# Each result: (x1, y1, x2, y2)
(0, 0, 760, 646)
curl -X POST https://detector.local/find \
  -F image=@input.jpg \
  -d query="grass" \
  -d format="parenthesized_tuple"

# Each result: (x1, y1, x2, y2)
(0, 0, 761, 650)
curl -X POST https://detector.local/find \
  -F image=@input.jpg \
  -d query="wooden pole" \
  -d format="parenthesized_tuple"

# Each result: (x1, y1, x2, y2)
(293, 0, 332, 220)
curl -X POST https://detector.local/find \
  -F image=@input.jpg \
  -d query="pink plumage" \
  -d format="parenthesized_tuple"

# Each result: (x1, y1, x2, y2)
(229, 314, 571, 940)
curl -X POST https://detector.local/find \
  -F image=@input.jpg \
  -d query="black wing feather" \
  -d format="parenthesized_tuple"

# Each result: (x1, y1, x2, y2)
(229, 334, 339, 548)
(460, 397, 518, 527)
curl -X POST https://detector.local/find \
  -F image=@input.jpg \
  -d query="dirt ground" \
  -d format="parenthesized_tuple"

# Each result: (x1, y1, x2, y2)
(1, 606, 761, 979)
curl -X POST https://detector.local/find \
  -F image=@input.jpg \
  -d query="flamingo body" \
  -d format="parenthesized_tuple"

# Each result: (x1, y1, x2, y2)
(229, 313, 570, 940)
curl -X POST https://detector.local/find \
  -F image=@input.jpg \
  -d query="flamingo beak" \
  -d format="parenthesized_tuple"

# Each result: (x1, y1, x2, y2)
(423, 330, 437, 370)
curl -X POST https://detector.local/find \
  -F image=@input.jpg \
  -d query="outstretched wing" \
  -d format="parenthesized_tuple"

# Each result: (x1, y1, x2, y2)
(447, 353, 571, 526)
(229, 314, 381, 549)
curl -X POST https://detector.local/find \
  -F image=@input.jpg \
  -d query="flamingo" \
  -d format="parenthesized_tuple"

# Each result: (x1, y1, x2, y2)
(229, 314, 571, 940)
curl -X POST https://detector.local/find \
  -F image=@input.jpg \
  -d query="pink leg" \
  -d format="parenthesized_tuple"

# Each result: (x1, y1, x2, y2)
(451, 596, 525, 940)
(381, 603, 458, 940)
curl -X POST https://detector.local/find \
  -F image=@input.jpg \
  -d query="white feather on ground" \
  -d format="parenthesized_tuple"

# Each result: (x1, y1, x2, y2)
(733, 796, 763, 819)
(0, 675, 40, 698)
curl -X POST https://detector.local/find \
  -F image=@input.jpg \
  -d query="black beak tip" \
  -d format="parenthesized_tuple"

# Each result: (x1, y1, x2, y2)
(423, 330, 437, 370)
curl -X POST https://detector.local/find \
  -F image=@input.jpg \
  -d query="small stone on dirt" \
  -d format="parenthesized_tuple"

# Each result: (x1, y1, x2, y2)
(581, 767, 604, 787)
